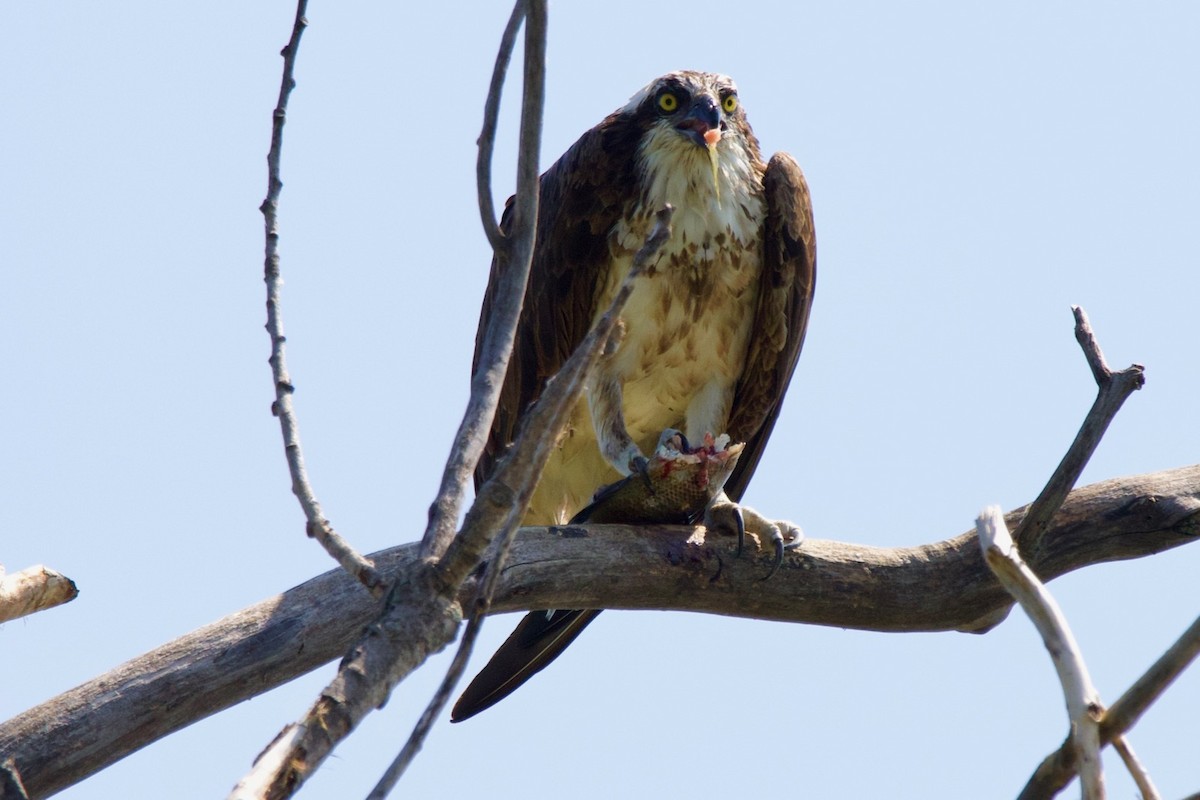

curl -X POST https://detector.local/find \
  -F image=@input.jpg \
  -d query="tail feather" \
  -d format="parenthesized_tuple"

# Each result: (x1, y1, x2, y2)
(450, 608, 602, 722)
(452, 464, 700, 722)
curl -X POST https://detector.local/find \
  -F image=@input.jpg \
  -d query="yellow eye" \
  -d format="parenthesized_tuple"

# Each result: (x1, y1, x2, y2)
(722, 94, 738, 114)
(657, 92, 678, 113)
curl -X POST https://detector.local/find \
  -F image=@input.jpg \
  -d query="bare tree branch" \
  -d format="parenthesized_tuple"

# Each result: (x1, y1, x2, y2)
(974, 304, 1169, 799)
(421, 0, 547, 562)
(1111, 736, 1160, 800)
(364, 611, 486, 800)
(229, 563, 459, 800)
(1016, 307, 1145, 557)
(978, 507, 1106, 799)
(259, 0, 380, 593)
(475, 2, 525, 252)
(228, 726, 305, 800)
(241, 2, 568, 793)
(1020, 612, 1200, 799)
(0, 565, 77, 624)
(1104, 614, 1200, 740)
(2, 465, 1196, 798)
(370, 206, 674, 797)
(232, 4, 554, 795)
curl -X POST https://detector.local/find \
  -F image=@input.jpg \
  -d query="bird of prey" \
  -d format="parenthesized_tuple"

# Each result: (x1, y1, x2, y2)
(454, 70, 816, 722)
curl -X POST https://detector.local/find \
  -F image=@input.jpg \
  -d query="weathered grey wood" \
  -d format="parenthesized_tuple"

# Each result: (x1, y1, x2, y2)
(1, 465, 1197, 798)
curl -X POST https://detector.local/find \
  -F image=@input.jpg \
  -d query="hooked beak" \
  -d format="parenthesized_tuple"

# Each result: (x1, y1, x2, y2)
(675, 94, 722, 148)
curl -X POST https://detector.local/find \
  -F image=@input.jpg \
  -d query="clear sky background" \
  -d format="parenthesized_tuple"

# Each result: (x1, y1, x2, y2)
(2, 3, 1198, 798)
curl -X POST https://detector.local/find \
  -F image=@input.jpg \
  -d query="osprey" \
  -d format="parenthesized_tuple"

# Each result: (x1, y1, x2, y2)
(455, 71, 815, 721)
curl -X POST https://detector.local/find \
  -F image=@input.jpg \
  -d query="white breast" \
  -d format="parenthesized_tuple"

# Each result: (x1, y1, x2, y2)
(600, 131, 766, 448)
(523, 130, 767, 525)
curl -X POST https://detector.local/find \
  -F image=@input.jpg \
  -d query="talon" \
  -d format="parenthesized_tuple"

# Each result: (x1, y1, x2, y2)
(631, 454, 653, 494)
(655, 427, 689, 454)
(762, 535, 784, 581)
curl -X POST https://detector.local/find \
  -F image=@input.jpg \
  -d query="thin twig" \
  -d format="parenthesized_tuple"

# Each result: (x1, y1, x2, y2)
(1110, 736, 1160, 800)
(475, 2, 525, 252)
(977, 507, 1106, 799)
(1073, 305, 1112, 386)
(420, 0, 545, 562)
(1021, 613, 1200, 798)
(365, 607, 486, 798)
(260, 0, 381, 593)
(373, 206, 674, 797)
(1104, 613, 1200, 736)
(1015, 306, 1145, 557)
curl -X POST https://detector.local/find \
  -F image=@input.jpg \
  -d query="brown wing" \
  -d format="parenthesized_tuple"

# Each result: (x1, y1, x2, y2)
(472, 112, 642, 489)
(722, 152, 817, 502)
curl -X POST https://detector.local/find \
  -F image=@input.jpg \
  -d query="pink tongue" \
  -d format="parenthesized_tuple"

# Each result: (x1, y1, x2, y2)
(703, 129, 721, 146)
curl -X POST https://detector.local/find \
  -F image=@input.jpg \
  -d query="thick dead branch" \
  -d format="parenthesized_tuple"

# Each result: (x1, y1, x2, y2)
(1, 466, 1196, 797)
(229, 564, 459, 800)
(0, 566, 77, 624)
(228, 726, 305, 800)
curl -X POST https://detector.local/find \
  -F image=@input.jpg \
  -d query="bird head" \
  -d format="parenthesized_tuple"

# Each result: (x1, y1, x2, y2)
(623, 71, 748, 149)
(621, 71, 763, 205)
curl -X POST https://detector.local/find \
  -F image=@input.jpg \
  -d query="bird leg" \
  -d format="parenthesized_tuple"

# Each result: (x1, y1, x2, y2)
(704, 490, 804, 578)
(589, 372, 652, 488)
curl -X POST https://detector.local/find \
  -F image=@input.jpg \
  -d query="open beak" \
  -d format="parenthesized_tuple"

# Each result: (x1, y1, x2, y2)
(675, 95, 722, 148)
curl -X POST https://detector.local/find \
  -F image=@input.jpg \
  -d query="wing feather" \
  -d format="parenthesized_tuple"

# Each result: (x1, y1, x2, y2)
(472, 113, 642, 487)
(450, 609, 602, 722)
(722, 152, 817, 502)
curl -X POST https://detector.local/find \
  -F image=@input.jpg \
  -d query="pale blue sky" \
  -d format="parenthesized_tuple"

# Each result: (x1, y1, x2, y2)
(2, 3, 1198, 798)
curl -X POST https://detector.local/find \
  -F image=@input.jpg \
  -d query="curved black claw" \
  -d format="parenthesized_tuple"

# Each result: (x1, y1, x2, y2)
(631, 454, 653, 494)
(761, 536, 785, 581)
